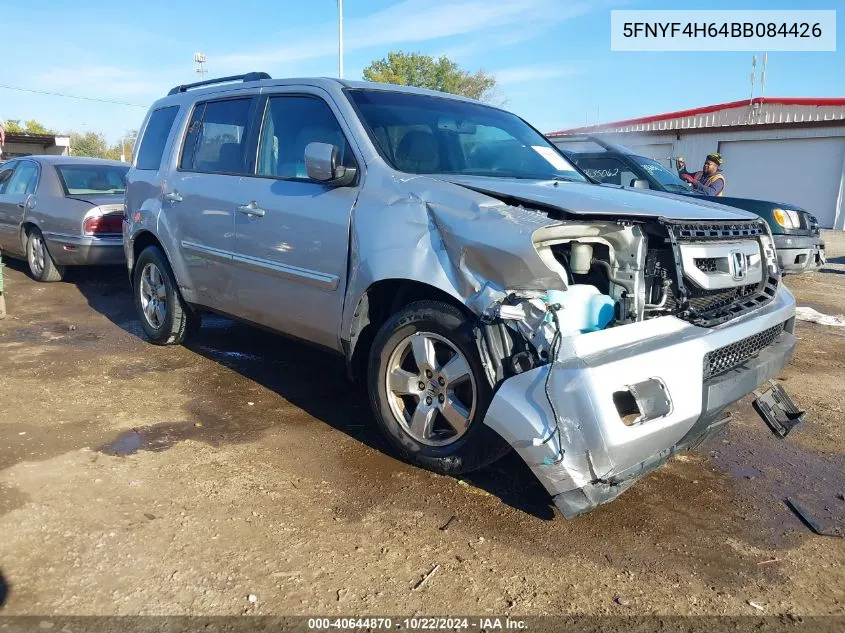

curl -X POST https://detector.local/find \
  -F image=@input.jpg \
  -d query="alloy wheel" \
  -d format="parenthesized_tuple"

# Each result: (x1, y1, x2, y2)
(139, 263, 167, 329)
(385, 331, 477, 447)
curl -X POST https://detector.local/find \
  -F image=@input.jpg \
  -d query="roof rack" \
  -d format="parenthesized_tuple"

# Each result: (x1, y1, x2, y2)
(167, 72, 271, 96)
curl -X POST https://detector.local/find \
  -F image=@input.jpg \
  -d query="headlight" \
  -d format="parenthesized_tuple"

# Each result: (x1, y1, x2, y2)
(773, 208, 801, 229)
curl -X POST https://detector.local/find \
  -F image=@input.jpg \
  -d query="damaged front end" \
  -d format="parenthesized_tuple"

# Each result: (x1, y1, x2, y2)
(343, 173, 797, 518)
(459, 212, 795, 518)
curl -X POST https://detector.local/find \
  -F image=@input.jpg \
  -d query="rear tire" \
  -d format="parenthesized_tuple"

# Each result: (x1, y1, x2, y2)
(368, 300, 510, 475)
(26, 228, 64, 282)
(133, 246, 198, 345)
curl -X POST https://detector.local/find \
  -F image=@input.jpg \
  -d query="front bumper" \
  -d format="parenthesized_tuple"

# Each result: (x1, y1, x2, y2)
(44, 233, 125, 267)
(482, 285, 797, 519)
(774, 234, 825, 274)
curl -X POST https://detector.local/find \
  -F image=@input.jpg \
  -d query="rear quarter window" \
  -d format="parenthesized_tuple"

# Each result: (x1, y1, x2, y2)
(136, 106, 179, 171)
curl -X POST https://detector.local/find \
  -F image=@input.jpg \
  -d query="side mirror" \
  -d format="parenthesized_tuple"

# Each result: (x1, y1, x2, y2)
(632, 179, 650, 190)
(304, 142, 356, 186)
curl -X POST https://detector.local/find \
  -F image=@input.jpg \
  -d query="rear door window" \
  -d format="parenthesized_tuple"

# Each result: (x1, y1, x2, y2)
(179, 98, 252, 175)
(136, 106, 179, 170)
(5, 161, 39, 195)
(0, 161, 18, 194)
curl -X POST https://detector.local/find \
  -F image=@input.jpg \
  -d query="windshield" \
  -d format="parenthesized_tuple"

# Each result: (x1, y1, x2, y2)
(56, 164, 129, 196)
(346, 89, 586, 182)
(630, 156, 692, 194)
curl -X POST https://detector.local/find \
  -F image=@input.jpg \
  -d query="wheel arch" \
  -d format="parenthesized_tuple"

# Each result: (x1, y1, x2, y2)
(18, 220, 43, 254)
(344, 278, 476, 384)
(130, 231, 165, 286)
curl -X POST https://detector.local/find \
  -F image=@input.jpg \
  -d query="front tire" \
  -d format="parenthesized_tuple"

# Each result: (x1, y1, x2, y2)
(368, 300, 510, 475)
(26, 228, 64, 282)
(133, 246, 198, 345)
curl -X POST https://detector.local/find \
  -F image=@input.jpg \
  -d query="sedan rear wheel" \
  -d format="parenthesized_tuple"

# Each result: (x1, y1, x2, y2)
(26, 228, 64, 282)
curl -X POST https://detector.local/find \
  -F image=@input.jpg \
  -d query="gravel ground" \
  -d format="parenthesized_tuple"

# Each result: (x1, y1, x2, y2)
(0, 247, 843, 619)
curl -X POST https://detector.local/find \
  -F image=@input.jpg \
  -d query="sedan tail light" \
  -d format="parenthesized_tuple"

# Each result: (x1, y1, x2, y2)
(83, 212, 123, 235)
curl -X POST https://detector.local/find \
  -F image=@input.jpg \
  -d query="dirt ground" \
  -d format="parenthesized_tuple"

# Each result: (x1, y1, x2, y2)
(0, 242, 844, 619)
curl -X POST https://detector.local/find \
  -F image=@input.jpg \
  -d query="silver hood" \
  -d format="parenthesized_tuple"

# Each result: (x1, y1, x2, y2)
(436, 175, 758, 222)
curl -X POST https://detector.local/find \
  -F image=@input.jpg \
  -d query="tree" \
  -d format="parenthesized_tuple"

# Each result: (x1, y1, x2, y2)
(102, 130, 138, 162)
(70, 131, 110, 158)
(363, 51, 497, 101)
(23, 119, 53, 134)
(1, 119, 54, 134)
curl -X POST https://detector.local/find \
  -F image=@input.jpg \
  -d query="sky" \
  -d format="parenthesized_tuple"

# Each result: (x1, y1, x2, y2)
(1, 0, 843, 142)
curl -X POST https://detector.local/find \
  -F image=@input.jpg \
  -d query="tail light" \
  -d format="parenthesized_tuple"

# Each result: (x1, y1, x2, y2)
(83, 211, 124, 235)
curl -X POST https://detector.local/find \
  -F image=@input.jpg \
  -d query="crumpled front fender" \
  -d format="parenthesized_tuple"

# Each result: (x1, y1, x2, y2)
(340, 172, 566, 347)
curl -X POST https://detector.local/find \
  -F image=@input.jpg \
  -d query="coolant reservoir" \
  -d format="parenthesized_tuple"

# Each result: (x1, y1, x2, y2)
(545, 285, 615, 335)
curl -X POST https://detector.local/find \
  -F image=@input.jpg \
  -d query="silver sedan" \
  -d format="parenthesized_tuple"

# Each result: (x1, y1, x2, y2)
(0, 155, 128, 281)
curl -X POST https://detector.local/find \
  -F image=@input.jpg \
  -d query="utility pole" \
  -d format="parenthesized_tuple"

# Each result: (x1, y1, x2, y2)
(338, 0, 344, 79)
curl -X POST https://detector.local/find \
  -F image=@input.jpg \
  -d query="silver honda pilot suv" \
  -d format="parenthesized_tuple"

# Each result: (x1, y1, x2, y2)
(125, 73, 797, 518)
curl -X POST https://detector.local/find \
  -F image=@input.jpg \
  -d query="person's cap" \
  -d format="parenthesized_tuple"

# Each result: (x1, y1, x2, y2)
(706, 152, 723, 165)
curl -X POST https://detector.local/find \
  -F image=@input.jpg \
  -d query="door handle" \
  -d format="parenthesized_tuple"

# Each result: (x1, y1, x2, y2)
(163, 191, 183, 203)
(237, 201, 266, 218)
(16, 203, 25, 209)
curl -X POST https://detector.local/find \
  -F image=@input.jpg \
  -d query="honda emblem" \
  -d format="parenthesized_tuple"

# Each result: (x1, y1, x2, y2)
(730, 251, 747, 280)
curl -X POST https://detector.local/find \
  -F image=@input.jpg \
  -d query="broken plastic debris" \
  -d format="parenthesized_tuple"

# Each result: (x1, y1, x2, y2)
(752, 381, 805, 438)
(497, 304, 527, 321)
(785, 497, 844, 538)
(747, 601, 765, 612)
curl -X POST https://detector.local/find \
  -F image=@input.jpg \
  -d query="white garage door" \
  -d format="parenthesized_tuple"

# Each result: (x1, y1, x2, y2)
(718, 137, 845, 228)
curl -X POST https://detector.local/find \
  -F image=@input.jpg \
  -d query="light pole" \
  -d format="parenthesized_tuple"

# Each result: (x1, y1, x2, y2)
(338, 0, 344, 79)
(194, 52, 208, 79)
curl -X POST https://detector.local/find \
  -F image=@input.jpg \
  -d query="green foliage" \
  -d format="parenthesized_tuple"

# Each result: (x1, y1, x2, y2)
(4, 120, 24, 133)
(1, 119, 54, 134)
(69, 131, 110, 158)
(2, 117, 135, 163)
(363, 51, 497, 101)
(23, 119, 53, 134)
(68, 129, 136, 162)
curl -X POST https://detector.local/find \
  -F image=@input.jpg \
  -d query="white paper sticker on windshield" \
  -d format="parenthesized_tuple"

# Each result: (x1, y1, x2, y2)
(531, 145, 571, 171)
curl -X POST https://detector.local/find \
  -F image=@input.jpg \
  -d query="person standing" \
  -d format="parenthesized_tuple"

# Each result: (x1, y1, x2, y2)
(677, 152, 726, 196)
(0, 118, 5, 161)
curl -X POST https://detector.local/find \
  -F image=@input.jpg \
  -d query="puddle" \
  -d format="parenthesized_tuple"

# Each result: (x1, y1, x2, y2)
(97, 422, 206, 456)
(0, 484, 30, 516)
(197, 346, 264, 365)
(710, 415, 845, 540)
(728, 464, 763, 480)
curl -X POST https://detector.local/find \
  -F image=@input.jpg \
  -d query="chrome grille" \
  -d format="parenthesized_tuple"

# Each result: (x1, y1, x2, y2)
(703, 323, 785, 379)
(671, 222, 766, 241)
(688, 283, 759, 313)
(663, 220, 779, 327)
